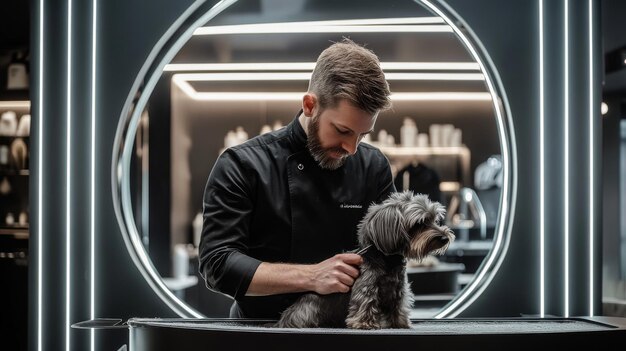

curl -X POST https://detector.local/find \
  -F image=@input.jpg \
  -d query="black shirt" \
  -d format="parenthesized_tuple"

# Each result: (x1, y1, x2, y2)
(199, 113, 396, 318)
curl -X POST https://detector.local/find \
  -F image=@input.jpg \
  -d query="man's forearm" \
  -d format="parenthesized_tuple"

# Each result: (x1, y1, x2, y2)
(245, 253, 363, 296)
(246, 262, 313, 296)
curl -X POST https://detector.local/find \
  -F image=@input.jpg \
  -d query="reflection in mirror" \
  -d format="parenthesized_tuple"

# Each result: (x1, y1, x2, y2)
(127, 0, 505, 318)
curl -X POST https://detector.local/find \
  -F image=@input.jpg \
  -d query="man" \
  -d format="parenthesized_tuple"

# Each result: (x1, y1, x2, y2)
(199, 38, 396, 319)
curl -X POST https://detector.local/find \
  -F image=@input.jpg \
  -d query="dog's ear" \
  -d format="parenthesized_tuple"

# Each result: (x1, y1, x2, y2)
(358, 201, 409, 255)
(406, 193, 446, 226)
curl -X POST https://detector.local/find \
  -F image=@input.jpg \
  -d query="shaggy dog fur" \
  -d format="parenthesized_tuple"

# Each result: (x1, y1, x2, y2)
(276, 191, 455, 329)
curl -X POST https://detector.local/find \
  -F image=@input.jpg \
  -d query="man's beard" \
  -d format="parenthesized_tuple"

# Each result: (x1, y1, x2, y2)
(306, 113, 350, 170)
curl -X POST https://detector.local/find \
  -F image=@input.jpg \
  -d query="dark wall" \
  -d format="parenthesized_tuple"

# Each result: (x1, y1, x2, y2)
(0, 2, 30, 351)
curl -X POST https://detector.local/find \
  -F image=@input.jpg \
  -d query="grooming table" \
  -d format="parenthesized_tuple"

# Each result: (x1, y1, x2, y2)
(74, 316, 626, 350)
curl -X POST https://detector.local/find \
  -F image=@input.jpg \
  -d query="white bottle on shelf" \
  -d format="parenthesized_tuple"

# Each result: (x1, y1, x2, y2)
(429, 124, 441, 147)
(272, 120, 283, 131)
(16, 114, 30, 136)
(7, 52, 29, 90)
(235, 126, 248, 144)
(450, 128, 462, 147)
(173, 244, 189, 279)
(441, 124, 455, 147)
(386, 134, 395, 147)
(0, 111, 18, 136)
(400, 118, 417, 147)
(416, 133, 429, 148)
(224, 130, 237, 148)
(377, 129, 388, 146)
(260, 124, 272, 135)
(192, 212, 203, 248)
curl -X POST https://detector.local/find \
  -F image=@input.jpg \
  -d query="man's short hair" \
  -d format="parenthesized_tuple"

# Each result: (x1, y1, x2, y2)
(308, 38, 392, 115)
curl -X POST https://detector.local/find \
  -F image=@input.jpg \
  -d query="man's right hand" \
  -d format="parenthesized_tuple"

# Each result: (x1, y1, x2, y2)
(306, 253, 363, 294)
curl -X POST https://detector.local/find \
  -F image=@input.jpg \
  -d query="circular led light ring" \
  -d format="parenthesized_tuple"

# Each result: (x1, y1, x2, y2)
(112, 0, 516, 318)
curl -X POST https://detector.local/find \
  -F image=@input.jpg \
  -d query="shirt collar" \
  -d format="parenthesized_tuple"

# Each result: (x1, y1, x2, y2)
(288, 109, 308, 150)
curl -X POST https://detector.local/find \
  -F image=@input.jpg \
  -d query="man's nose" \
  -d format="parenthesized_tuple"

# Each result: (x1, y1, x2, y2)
(341, 136, 360, 155)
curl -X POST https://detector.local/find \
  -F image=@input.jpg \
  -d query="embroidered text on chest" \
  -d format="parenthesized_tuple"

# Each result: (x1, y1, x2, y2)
(340, 204, 363, 209)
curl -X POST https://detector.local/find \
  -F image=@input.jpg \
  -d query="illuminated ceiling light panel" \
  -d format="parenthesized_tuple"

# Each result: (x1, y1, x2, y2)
(163, 62, 481, 72)
(171, 66, 490, 103)
(194, 24, 452, 35)
(232, 17, 446, 26)
(173, 72, 484, 81)
(194, 17, 449, 36)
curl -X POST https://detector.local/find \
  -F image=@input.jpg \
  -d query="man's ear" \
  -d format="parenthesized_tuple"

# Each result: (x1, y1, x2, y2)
(302, 93, 317, 117)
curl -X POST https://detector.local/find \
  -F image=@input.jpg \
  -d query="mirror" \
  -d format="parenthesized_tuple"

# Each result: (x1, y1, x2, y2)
(116, 0, 514, 318)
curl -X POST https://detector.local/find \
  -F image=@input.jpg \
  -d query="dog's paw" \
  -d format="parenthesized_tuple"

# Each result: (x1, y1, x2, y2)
(346, 320, 381, 330)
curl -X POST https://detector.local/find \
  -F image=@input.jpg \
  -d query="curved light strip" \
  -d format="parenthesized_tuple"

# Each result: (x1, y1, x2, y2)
(539, 0, 546, 318)
(111, 0, 233, 318)
(37, 0, 44, 349)
(66, 0, 73, 348)
(163, 62, 481, 72)
(421, 0, 516, 319)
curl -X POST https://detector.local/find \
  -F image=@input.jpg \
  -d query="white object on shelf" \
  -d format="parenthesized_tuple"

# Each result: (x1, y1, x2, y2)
(173, 244, 190, 279)
(193, 212, 203, 248)
(224, 130, 238, 148)
(235, 126, 248, 144)
(416, 133, 429, 148)
(260, 124, 272, 135)
(440, 124, 454, 147)
(11, 138, 28, 169)
(272, 120, 283, 131)
(0, 111, 18, 136)
(429, 124, 441, 147)
(377, 129, 388, 146)
(5, 212, 15, 226)
(18, 211, 28, 226)
(16, 114, 30, 136)
(400, 117, 417, 147)
(386, 134, 395, 146)
(450, 128, 462, 147)
(7, 60, 29, 90)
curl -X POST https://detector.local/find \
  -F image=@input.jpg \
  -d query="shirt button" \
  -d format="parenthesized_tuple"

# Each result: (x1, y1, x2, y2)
(297, 163, 304, 171)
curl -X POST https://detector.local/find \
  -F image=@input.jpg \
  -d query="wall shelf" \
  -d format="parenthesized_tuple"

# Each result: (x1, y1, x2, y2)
(373, 144, 472, 188)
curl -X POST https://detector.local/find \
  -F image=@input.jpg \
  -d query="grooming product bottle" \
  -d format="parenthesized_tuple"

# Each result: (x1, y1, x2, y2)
(400, 117, 417, 147)
(7, 51, 29, 90)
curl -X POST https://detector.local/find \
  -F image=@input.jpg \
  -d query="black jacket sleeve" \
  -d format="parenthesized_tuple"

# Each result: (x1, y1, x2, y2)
(198, 149, 262, 300)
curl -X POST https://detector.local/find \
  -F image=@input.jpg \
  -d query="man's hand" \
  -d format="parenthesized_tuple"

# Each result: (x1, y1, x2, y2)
(306, 253, 363, 294)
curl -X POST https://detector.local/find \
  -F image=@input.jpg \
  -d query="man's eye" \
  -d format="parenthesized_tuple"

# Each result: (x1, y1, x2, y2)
(336, 129, 350, 135)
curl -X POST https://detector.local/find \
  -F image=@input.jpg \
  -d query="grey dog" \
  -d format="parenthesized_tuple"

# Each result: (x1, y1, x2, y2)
(276, 190, 455, 329)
